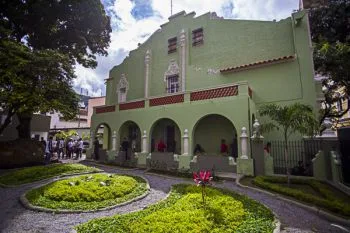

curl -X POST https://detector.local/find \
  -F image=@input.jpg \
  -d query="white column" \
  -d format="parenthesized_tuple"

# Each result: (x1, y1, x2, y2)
(179, 29, 186, 92)
(142, 130, 148, 153)
(144, 49, 151, 98)
(240, 127, 248, 159)
(112, 131, 117, 151)
(183, 129, 189, 155)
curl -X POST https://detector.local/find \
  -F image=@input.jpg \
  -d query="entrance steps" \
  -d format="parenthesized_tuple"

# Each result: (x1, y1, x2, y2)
(215, 172, 238, 181)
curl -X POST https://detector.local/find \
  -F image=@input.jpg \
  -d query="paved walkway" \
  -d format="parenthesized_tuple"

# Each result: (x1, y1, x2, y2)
(0, 162, 348, 233)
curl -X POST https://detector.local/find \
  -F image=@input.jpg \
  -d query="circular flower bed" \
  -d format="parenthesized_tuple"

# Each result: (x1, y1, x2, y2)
(76, 184, 276, 233)
(24, 173, 149, 212)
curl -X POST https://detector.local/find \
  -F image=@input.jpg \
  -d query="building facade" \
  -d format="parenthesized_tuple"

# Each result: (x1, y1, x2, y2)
(89, 10, 317, 172)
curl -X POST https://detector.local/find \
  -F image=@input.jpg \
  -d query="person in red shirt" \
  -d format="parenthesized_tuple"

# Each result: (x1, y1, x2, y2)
(157, 139, 166, 152)
(220, 139, 228, 155)
(264, 142, 271, 156)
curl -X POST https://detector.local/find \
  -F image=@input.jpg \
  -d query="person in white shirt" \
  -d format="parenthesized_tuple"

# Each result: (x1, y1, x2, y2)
(76, 138, 84, 159)
(45, 136, 53, 164)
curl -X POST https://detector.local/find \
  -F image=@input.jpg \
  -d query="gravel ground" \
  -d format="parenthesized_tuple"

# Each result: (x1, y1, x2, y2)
(0, 162, 348, 233)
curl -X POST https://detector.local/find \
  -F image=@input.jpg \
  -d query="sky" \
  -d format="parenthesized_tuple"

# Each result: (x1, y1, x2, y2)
(73, 0, 299, 97)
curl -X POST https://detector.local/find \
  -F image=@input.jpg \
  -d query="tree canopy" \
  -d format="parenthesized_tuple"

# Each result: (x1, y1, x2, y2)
(309, 0, 350, 124)
(0, 0, 111, 137)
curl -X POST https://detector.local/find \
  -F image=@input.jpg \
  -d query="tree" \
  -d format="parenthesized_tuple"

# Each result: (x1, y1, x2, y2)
(0, 0, 111, 138)
(259, 103, 318, 185)
(309, 0, 350, 124)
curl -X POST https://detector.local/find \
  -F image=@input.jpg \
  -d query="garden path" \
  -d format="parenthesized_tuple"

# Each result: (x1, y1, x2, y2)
(0, 162, 347, 233)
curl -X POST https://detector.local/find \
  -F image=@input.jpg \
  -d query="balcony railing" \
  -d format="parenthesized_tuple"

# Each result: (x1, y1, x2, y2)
(94, 82, 252, 114)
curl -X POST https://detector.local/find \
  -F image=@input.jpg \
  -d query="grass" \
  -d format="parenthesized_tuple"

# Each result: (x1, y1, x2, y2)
(75, 184, 275, 233)
(26, 173, 148, 211)
(0, 163, 102, 185)
(251, 176, 350, 217)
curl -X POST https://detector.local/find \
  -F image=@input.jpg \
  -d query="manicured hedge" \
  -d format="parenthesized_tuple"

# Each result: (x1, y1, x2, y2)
(253, 176, 350, 217)
(0, 163, 101, 185)
(25, 173, 148, 211)
(76, 184, 275, 233)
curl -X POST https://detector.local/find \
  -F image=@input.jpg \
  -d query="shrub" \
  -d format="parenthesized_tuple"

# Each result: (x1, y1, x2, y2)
(25, 174, 148, 211)
(76, 184, 275, 233)
(0, 163, 101, 185)
(253, 176, 350, 217)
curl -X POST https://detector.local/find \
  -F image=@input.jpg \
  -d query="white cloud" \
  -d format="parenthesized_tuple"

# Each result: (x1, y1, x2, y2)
(74, 0, 299, 97)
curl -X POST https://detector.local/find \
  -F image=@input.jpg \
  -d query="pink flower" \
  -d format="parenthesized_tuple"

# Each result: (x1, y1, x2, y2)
(193, 170, 213, 186)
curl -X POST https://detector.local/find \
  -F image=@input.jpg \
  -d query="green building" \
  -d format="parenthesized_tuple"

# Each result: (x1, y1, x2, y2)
(88, 10, 317, 173)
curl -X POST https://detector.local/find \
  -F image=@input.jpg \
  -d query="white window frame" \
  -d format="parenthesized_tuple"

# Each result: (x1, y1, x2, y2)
(166, 75, 179, 93)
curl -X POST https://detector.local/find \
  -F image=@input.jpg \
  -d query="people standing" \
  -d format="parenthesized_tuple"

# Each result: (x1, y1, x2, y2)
(67, 139, 73, 159)
(40, 137, 46, 152)
(57, 138, 64, 159)
(45, 136, 53, 164)
(93, 137, 100, 161)
(77, 138, 83, 159)
(220, 139, 228, 155)
(121, 137, 129, 160)
(157, 139, 166, 152)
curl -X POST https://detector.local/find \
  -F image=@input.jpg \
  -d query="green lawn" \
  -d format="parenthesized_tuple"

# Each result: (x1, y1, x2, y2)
(76, 184, 275, 233)
(0, 163, 101, 185)
(26, 173, 148, 211)
(251, 176, 350, 217)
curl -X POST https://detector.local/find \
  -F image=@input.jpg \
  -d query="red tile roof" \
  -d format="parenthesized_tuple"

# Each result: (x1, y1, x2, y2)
(220, 55, 295, 74)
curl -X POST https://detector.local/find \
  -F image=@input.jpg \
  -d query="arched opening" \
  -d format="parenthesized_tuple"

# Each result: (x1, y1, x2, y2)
(119, 121, 141, 153)
(150, 118, 181, 154)
(193, 114, 238, 157)
(94, 123, 111, 150)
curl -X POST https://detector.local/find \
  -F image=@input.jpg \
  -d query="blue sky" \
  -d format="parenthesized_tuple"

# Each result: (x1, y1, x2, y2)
(73, 0, 299, 97)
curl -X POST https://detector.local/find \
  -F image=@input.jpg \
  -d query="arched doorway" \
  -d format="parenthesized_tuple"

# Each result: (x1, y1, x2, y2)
(119, 121, 141, 153)
(94, 123, 111, 150)
(150, 118, 181, 154)
(193, 114, 238, 157)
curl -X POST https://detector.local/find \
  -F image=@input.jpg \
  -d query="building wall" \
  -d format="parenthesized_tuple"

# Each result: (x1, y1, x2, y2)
(88, 97, 105, 126)
(0, 114, 51, 141)
(91, 10, 318, 157)
(106, 11, 315, 110)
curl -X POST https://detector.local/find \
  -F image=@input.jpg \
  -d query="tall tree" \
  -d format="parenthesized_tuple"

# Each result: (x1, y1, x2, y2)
(259, 103, 318, 185)
(0, 0, 112, 137)
(309, 0, 350, 126)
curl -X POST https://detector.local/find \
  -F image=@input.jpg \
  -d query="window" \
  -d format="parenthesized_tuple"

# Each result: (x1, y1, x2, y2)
(119, 87, 127, 103)
(192, 28, 203, 46)
(166, 74, 179, 93)
(168, 37, 177, 54)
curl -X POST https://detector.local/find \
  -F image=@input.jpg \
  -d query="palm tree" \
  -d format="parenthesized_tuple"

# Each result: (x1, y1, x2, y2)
(259, 103, 318, 185)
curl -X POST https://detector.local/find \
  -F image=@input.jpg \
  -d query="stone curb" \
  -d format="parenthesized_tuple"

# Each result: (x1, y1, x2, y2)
(236, 175, 350, 227)
(0, 170, 102, 188)
(83, 160, 140, 171)
(20, 173, 151, 214)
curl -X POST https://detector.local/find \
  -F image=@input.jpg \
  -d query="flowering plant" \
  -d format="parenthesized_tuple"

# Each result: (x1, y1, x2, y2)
(193, 170, 213, 206)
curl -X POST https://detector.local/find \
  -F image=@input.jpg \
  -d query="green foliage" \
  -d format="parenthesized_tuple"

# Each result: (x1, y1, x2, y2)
(55, 130, 79, 140)
(259, 103, 318, 183)
(259, 103, 318, 138)
(0, 0, 111, 136)
(253, 176, 350, 217)
(309, 0, 350, 121)
(0, 163, 101, 185)
(26, 174, 148, 211)
(76, 184, 275, 233)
